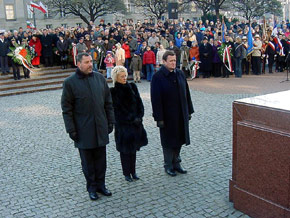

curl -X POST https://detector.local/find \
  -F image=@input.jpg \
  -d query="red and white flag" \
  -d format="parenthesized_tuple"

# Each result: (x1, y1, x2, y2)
(39, 2, 48, 14)
(30, 1, 47, 14)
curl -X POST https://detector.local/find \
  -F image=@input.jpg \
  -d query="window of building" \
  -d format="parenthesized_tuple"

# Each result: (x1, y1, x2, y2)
(5, 5, 15, 20)
(27, 5, 33, 19)
(61, 24, 67, 28)
(76, 23, 82, 27)
(46, 24, 52, 29)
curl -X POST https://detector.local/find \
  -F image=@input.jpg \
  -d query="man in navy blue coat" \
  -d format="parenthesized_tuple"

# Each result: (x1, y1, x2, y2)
(151, 50, 194, 177)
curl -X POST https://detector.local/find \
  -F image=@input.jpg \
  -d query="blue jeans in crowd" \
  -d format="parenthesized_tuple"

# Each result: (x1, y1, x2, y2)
(235, 58, 242, 78)
(93, 62, 98, 72)
(146, 64, 154, 81)
(106, 67, 113, 79)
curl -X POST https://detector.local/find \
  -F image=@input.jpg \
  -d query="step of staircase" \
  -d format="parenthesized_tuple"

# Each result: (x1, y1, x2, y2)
(0, 66, 129, 97)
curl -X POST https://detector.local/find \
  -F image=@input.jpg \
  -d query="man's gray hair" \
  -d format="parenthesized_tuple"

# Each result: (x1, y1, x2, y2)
(111, 66, 128, 85)
(77, 52, 90, 63)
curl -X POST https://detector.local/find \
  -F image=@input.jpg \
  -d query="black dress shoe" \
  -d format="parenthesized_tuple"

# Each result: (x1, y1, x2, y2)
(89, 192, 99, 200)
(174, 167, 187, 174)
(96, 187, 112, 196)
(132, 174, 140, 180)
(125, 176, 133, 182)
(165, 169, 177, 177)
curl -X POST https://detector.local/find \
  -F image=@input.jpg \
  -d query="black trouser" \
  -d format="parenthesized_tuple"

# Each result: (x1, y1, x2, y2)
(242, 58, 249, 75)
(222, 65, 230, 77)
(12, 62, 20, 79)
(23, 67, 30, 78)
(120, 152, 136, 176)
(162, 146, 182, 170)
(268, 54, 275, 73)
(43, 56, 53, 67)
(0, 56, 9, 74)
(252, 56, 261, 75)
(78, 147, 106, 193)
(213, 63, 221, 77)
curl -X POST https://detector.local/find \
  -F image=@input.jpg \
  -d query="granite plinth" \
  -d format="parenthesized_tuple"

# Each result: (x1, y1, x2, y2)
(229, 90, 290, 218)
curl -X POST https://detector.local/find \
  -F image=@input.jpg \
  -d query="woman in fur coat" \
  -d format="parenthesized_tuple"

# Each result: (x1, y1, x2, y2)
(110, 66, 148, 182)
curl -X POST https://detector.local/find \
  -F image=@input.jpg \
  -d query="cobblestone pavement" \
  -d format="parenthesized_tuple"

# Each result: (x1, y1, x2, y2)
(1, 74, 288, 218)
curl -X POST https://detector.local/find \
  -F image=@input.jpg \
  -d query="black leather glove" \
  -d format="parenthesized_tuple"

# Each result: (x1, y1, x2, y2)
(133, 118, 142, 125)
(108, 124, 114, 134)
(189, 115, 192, 120)
(157, 121, 165, 128)
(69, 131, 78, 142)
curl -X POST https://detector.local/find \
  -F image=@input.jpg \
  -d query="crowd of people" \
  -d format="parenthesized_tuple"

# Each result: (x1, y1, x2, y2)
(1, 17, 290, 81)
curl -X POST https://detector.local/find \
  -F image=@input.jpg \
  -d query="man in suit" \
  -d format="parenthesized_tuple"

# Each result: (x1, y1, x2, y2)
(151, 50, 194, 177)
(0, 32, 10, 75)
(61, 53, 115, 200)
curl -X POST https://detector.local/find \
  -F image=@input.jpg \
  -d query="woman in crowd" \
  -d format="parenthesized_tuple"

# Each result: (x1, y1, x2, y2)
(57, 35, 69, 69)
(110, 66, 148, 182)
(29, 35, 42, 68)
(115, 43, 125, 66)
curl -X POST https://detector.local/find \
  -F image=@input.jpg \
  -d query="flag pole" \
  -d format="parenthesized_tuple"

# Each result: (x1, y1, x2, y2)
(33, 8, 37, 29)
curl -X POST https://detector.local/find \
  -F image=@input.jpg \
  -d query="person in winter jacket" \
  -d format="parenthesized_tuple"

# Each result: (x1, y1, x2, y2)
(143, 46, 156, 81)
(110, 66, 148, 182)
(57, 35, 69, 69)
(115, 43, 125, 66)
(234, 37, 246, 77)
(104, 51, 115, 79)
(29, 35, 42, 67)
(122, 40, 132, 73)
(130, 52, 142, 83)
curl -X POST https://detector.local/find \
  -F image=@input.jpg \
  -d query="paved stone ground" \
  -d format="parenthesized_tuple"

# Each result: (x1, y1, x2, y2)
(0, 73, 289, 218)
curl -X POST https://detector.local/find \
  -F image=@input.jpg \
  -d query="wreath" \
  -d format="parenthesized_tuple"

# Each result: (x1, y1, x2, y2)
(8, 45, 35, 71)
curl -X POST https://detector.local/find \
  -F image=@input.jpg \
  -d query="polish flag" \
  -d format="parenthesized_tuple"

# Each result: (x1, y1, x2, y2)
(30, 1, 47, 14)
(39, 2, 48, 14)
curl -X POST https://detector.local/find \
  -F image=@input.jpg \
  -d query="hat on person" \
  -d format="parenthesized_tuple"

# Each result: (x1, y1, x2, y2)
(200, 27, 206, 31)
(242, 36, 247, 40)
(254, 34, 260, 38)
(182, 41, 187, 45)
(100, 19, 104, 22)
(203, 36, 208, 40)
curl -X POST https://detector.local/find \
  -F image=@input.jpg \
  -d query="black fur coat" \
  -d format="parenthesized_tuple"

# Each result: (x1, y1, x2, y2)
(110, 82, 148, 154)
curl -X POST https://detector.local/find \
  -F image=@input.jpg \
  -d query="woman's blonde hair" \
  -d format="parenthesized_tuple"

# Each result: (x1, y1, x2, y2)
(112, 66, 128, 85)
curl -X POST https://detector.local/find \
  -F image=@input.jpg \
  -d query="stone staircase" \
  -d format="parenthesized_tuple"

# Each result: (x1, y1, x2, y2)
(0, 66, 114, 97)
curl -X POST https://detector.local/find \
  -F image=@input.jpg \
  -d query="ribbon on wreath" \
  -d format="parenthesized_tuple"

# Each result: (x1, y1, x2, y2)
(72, 43, 77, 66)
(223, 45, 233, 72)
(15, 47, 34, 72)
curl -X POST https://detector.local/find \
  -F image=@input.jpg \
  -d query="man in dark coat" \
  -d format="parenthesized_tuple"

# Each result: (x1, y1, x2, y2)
(61, 53, 115, 201)
(151, 50, 194, 177)
(41, 29, 54, 67)
(199, 36, 213, 78)
(0, 32, 10, 75)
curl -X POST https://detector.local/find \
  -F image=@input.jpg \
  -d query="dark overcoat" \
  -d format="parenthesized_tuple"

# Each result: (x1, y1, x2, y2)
(0, 39, 9, 56)
(199, 43, 213, 72)
(151, 65, 194, 148)
(110, 82, 148, 154)
(61, 69, 115, 149)
(41, 34, 53, 57)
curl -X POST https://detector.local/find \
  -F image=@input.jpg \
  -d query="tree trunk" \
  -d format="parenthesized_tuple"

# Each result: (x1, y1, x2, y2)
(215, 8, 219, 18)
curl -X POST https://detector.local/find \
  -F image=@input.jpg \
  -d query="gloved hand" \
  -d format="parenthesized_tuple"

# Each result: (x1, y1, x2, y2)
(108, 124, 114, 134)
(157, 121, 165, 128)
(133, 118, 142, 125)
(69, 132, 78, 142)
(189, 115, 192, 120)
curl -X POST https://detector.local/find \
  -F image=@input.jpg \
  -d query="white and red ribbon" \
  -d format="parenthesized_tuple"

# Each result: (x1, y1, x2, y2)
(72, 43, 77, 66)
(223, 45, 233, 72)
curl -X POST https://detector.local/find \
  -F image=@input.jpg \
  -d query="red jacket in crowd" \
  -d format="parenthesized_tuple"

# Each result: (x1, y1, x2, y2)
(143, 50, 156, 65)
(122, 43, 131, 59)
